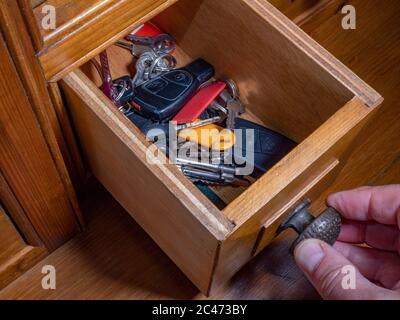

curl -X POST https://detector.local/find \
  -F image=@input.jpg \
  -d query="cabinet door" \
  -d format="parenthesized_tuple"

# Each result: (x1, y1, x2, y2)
(0, 205, 46, 289)
(0, 30, 81, 250)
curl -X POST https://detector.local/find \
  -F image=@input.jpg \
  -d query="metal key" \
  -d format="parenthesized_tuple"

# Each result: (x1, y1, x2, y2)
(126, 33, 176, 56)
(180, 166, 250, 187)
(226, 98, 246, 130)
(131, 51, 157, 87)
(175, 157, 250, 187)
(175, 116, 223, 131)
(116, 40, 139, 57)
(117, 34, 175, 56)
(117, 42, 177, 88)
(218, 79, 246, 130)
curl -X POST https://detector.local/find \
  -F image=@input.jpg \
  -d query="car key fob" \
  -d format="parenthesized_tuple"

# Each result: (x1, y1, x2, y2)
(233, 119, 297, 178)
(126, 111, 169, 138)
(131, 58, 215, 122)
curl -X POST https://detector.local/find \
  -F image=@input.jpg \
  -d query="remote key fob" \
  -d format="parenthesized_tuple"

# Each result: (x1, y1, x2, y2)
(131, 58, 215, 122)
(233, 119, 297, 178)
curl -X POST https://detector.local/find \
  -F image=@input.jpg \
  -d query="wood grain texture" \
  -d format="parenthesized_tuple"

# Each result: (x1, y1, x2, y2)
(60, 0, 381, 294)
(0, 206, 47, 290)
(60, 70, 234, 294)
(300, 0, 400, 200)
(0, 206, 26, 265)
(0, 0, 85, 229)
(36, 0, 178, 81)
(0, 246, 47, 290)
(155, 0, 381, 142)
(268, 0, 331, 22)
(0, 182, 202, 300)
(295, 0, 343, 30)
(210, 98, 379, 294)
(0, 173, 43, 247)
(31, 0, 46, 8)
(252, 158, 340, 257)
(48, 82, 87, 192)
(0, 181, 317, 299)
(34, 0, 112, 45)
(0, 32, 80, 250)
(224, 98, 378, 224)
(17, 0, 44, 50)
(1, 0, 397, 300)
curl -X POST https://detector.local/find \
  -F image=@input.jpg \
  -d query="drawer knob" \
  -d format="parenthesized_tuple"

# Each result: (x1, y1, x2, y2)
(280, 199, 342, 252)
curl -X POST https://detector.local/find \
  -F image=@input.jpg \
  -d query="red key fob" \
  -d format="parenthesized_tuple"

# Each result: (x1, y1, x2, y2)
(129, 22, 162, 38)
(173, 81, 226, 124)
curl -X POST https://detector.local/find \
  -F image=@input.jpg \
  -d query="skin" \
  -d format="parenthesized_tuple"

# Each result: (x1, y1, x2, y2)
(294, 185, 400, 300)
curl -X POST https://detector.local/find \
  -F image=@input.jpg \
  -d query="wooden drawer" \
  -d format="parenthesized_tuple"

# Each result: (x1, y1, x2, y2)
(59, 0, 382, 295)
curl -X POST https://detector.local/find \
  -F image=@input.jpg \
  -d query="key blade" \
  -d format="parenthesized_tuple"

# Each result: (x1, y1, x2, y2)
(226, 98, 246, 129)
(226, 113, 236, 130)
(229, 98, 246, 113)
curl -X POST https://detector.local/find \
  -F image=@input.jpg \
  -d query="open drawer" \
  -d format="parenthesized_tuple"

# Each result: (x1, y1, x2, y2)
(59, 0, 382, 295)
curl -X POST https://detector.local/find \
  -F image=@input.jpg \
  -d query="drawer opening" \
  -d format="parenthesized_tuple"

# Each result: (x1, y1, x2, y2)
(65, 0, 381, 229)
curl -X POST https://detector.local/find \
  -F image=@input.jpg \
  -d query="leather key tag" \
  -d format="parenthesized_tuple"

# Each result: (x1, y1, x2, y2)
(129, 22, 163, 38)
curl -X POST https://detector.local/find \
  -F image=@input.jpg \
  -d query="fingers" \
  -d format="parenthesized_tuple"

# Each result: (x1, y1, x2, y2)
(327, 185, 400, 227)
(294, 239, 400, 300)
(334, 242, 400, 289)
(339, 220, 400, 253)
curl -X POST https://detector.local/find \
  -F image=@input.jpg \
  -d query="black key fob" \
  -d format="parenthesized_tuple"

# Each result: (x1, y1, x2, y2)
(195, 183, 226, 210)
(132, 58, 215, 122)
(126, 111, 169, 137)
(233, 119, 297, 178)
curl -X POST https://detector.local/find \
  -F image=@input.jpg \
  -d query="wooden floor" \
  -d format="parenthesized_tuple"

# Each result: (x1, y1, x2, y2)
(1, 0, 399, 299)
(0, 181, 318, 300)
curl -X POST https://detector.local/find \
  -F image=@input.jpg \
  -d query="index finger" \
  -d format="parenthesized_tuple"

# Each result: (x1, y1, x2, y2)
(327, 185, 400, 227)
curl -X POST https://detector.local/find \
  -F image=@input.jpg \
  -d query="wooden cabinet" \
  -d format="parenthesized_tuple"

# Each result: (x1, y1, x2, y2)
(0, 205, 46, 289)
(0, 2, 82, 288)
(0, 0, 383, 294)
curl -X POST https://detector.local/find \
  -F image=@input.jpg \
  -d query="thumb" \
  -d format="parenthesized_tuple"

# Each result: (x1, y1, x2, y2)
(294, 239, 391, 300)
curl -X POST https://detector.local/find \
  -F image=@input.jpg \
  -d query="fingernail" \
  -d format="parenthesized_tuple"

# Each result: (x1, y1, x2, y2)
(294, 239, 325, 273)
(326, 193, 339, 207)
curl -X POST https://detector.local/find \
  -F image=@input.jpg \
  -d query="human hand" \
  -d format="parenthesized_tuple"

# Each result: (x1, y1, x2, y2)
(294, 185, 400, 300)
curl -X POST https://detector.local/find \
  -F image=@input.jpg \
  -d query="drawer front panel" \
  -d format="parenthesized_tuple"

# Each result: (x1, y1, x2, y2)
(252, 158, 340, 257)
(61, 70, 233, 294)
(39, 0, 175, 81)
(210, 98, 379, 294)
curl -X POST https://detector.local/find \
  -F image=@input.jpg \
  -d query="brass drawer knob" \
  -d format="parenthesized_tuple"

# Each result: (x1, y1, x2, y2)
(280, 199, 342, 252)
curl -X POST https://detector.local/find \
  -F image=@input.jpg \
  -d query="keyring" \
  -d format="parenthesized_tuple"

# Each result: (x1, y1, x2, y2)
(148, 54, 177, 79)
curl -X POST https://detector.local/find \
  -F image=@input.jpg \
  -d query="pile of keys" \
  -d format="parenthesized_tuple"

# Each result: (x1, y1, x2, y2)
(96, 22, 297, 189)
